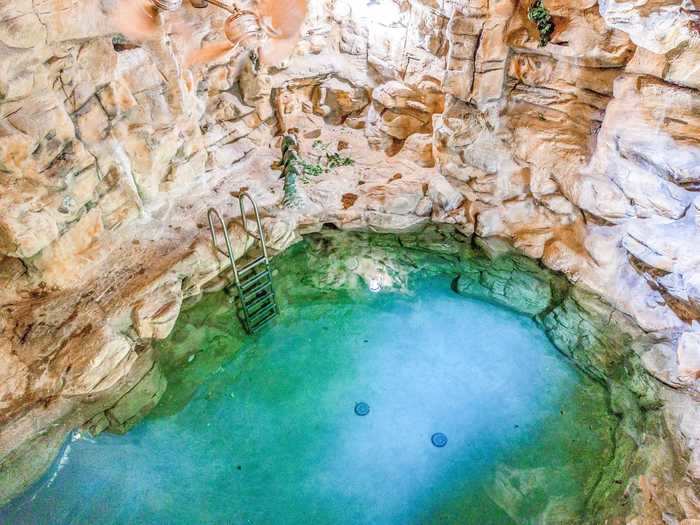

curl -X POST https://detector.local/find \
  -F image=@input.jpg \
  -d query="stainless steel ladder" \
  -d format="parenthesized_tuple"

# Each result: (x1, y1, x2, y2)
(207, 192, 278, 334)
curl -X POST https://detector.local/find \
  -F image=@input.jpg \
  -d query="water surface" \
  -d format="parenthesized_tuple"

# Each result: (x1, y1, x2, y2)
(2, 240, 616, 524)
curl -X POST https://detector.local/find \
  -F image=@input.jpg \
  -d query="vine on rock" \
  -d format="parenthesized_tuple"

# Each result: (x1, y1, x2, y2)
(528, 0, 555, 47)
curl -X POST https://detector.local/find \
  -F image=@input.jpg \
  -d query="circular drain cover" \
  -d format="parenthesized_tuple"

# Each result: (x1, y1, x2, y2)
(354, 402, 370, 416)
(431, 433, 448, 448)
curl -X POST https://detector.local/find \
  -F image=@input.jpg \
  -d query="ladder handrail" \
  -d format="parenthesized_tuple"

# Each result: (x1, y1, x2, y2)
(207, 207, 242, 285)
(207, 193, 277, 334)
(238, 191, 270, 261)
(208, 206, 254, 329)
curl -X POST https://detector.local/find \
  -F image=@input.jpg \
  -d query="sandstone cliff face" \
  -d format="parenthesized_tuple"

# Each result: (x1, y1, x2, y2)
(1, 0, 699, 520)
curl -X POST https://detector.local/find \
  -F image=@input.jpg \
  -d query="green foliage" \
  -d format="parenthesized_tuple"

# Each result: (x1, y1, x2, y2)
(299, 161, 325, 178)
(528, 0, 555, 47)
(278, 137, 355, 186)
(326, 152, 355, 169)
(296, 141, 355, 181)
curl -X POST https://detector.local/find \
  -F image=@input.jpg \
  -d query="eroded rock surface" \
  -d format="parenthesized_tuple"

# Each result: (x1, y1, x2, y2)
(1, 0, 700, 521)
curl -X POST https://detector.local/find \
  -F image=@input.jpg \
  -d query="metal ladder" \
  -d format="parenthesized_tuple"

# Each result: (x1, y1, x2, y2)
(207, 192, 279, 334)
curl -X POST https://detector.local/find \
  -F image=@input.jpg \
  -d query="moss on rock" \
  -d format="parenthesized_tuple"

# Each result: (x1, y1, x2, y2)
(453, 245, 566, 316)
(105, 364, 167, 434)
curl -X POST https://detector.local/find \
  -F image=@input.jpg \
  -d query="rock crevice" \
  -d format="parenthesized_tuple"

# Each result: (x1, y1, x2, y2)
(1, 0, 700, 521)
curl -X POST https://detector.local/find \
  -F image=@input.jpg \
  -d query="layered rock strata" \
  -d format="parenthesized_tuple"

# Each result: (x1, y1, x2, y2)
(1, 0, 699, 521)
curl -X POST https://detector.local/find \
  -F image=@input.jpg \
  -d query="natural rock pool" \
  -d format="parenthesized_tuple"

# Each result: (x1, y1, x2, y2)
(2, 230, 652, 524)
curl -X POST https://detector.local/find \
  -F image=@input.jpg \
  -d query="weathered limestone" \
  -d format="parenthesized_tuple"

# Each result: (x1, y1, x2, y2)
(366, 80, 445, 150)
(104, 363, 167, 434)
(678, 332, 700, 381)
(1, 0, 700, 521)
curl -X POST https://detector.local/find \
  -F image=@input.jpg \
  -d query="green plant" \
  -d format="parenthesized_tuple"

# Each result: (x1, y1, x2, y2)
(326, 152, 355, 169)
(528, 0, 554, 47)
(281, 139, 355, 183)
(300, 160, 325, 178)
(311, 140, 355, 170)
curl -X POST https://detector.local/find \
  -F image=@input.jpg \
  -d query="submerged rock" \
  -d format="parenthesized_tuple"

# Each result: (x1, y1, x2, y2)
(105, 364, 167, 435)
(453, 248, 563, 316)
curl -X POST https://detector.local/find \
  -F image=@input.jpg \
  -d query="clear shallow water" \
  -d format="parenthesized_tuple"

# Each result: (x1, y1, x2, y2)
(2, 252, 616, 524)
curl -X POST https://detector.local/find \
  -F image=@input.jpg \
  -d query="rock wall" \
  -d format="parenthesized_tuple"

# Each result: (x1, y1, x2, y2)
(1, 0, 700, 521)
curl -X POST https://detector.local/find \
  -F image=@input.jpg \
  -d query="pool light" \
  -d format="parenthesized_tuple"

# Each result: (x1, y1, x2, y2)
(431, 433, 448, 448)
(354, 402, 370, 416)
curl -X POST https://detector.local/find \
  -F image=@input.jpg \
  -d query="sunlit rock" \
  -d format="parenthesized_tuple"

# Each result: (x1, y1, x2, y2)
(1, 0, 700, 520)
(678, 331, 700, 382)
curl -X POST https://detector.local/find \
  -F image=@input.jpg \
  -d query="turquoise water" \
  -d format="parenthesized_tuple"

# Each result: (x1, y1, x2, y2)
(1, 243, 616, 524)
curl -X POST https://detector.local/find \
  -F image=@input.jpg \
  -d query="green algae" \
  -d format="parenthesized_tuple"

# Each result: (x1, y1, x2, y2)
(452, 241, 569, 316)
(104, 364, 167, 434)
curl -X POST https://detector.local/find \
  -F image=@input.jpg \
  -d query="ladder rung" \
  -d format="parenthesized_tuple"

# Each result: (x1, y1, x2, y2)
(239, 270, 269, 290)
(247, 301, 276, 324)
(248, 296, 276, 319)
(241, 280, 272, 301)
(249, 309, 277, 332)
(239, 256, 266, 275)
(244, 292, 274, 311)
(208, 193, 278, 335)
